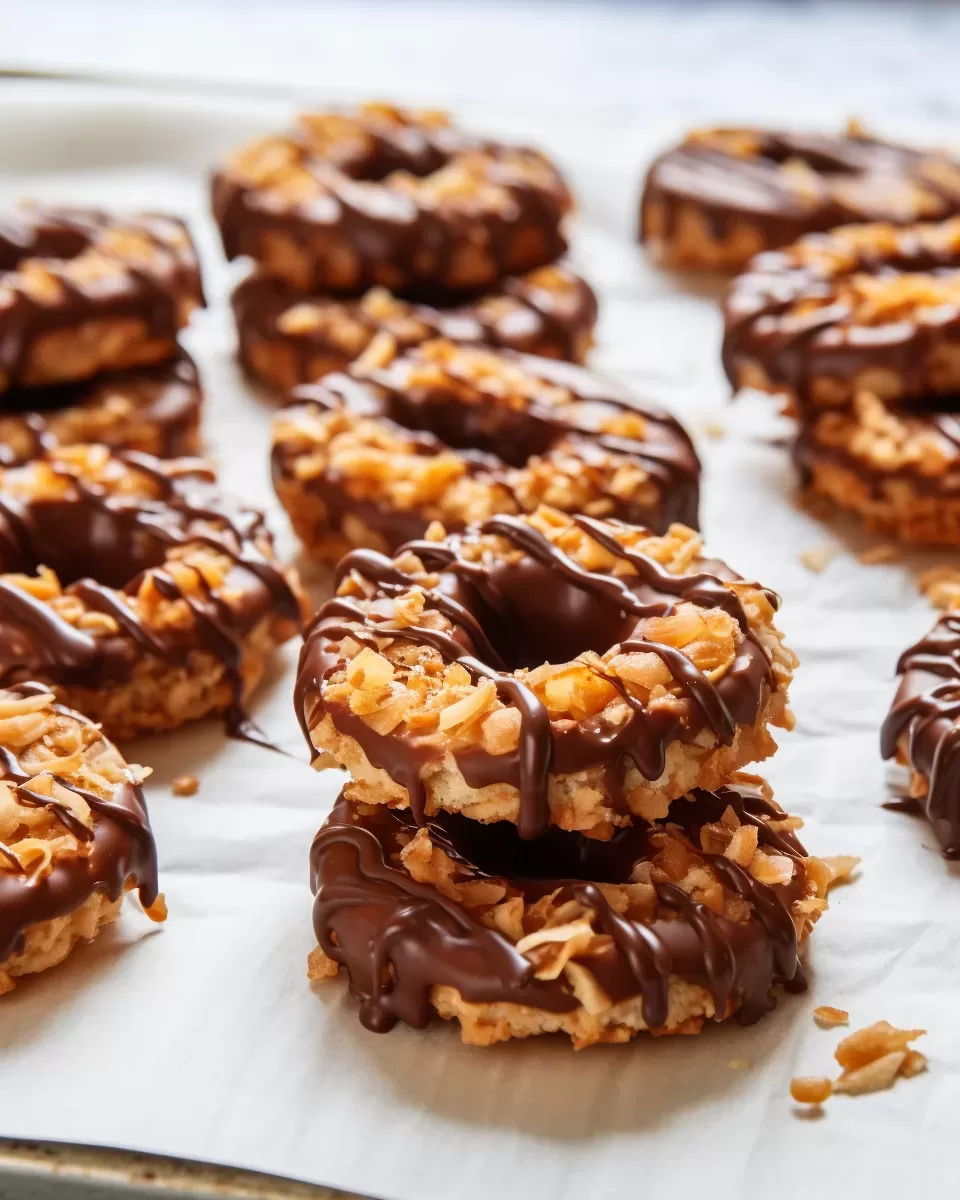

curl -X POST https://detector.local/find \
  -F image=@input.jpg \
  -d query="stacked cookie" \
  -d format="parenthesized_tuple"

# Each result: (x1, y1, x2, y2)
(212, 102, 594, 391)
(210, 104, 832, 1047)
(637, 123, 960, 550)
(0, 204, 311, 997)
(0, 201, 306, 743)
(639, 124, 960, 273)
(210, 103, 709, 561)
(298, 508, 831, 1046)
(640, 124, 960, 867)
(0, 204, 206, 463)
(723, 217, 960, 549)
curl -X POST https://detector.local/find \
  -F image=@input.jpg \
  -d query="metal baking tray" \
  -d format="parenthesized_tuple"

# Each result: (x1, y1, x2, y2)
(0, 1140, 368, 1200)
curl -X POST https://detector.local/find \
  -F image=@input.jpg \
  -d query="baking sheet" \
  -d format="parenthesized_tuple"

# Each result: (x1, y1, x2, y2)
(0, 79, 956, 1200)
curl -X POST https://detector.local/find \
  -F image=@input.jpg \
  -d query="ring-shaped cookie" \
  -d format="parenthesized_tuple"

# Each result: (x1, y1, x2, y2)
(642, 127, 960, 272)
(0, 681, 163, 995)
(723, 217, 960, 411)
(309, 776, 829, 1045)
(0, 205, 203, 393)
(272, 340, 700, 562)
(232, 262, 596, 390)
(0, 445, 305, 740)
(296, 507, 795, 842)
(0, 352, 203, 466)
(883, 613, 960, 858)
(212, 104, 571, 294)
(794, 390, 960, 547)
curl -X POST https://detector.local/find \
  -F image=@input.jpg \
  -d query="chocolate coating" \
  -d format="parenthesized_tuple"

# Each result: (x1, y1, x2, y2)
(211, 107, 571, 294)
(0, 682, 158, 963)
(232, 265, 597, 390)
(311, 782, 808, 1035)
(0, 207, 108, 269)
(882, 613, 960, 858)
(296, 514, 776, 841)
(642, 128, 960, 271)
(0, 352, 203, 465)
(0, 450, 302, 732)
(723, 217, 960, 408)
(0, 205, 203, 392)
(273, 350, 700, 553)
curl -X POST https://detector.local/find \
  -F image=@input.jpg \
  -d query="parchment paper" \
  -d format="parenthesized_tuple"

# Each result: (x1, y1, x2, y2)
(0, 80, 955, 1200)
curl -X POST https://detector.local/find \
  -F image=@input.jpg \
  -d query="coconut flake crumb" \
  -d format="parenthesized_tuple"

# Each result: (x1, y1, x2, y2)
(813, 1006, 850, 1028)
(799, 542, 840, 573)
(791, 1020, 926, 1111)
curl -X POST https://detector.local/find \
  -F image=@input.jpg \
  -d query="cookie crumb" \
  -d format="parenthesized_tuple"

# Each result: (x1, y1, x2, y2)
(814, 1006, 849, 1028)
(790, 1076, 832, 1105)
(822, 855, 860, 886)
(900, 1049, 928, 1078)
(790, 1020, 926, 1107)
(833, 1021, 926, 1095)
(917, 565, 960, 611)
(728, 1058, 750, 1070)
(172, 774, 199, 797)
(799, 542, 839, 573)
(834, 1050, 907, 1095)
(857, 543, 897, 565)
(699, 419, 727, 440)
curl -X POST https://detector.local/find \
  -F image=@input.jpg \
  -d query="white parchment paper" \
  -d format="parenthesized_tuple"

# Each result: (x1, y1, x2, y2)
(0, 81, 955, 1200)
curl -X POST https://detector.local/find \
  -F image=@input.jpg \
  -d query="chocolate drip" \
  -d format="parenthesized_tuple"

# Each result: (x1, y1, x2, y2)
(297, 516, 773, 839)
(882, 613, 960, 857)
(0, 683, 158, 962)
(14, 781, 96, 842)
(571, 514, 780, 625)
(334, 547, 505, 668)
(0, 451, 301, 736)
(310, 784, 808, 1034)
(617, 640, 734, 742)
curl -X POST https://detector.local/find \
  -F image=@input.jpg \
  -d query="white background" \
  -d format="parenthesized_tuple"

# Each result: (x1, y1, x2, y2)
(0, 4, 958, 1198)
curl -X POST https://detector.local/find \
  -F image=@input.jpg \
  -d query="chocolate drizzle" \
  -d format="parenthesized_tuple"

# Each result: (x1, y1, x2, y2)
(212, 109, 571, 295)
(310, 782, 808, 1035)
(296, 515, 775, 840)
(273, 351, 701, 552)
(0, 206, 203, 392)
(0, 450, 302, 735)
(0, 682, 159, 963)
(882, 613, 960, 858)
